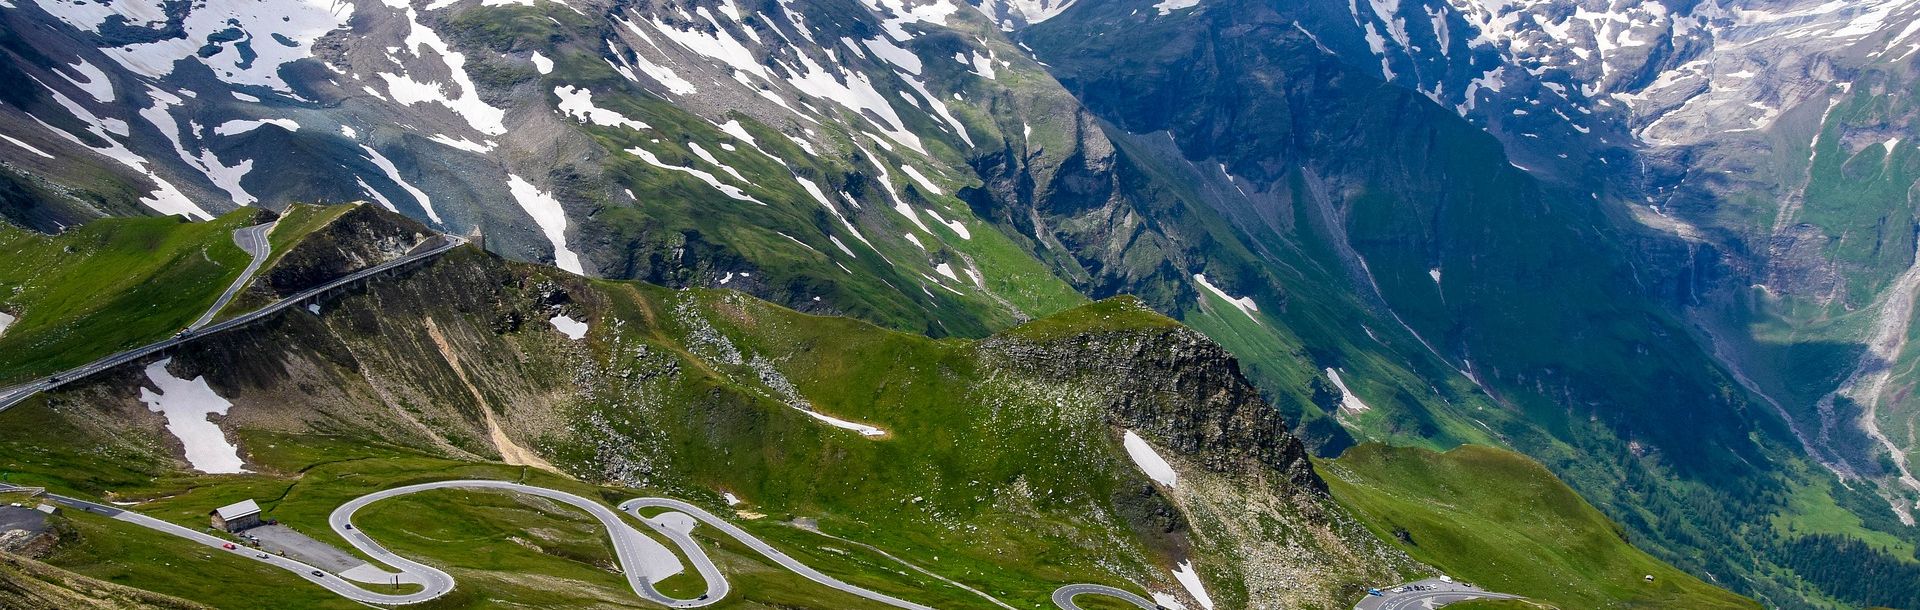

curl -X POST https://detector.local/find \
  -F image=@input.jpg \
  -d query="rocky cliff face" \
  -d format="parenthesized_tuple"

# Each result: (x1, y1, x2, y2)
(257, 203, 432, 296)
(981, 322, 1322, 491)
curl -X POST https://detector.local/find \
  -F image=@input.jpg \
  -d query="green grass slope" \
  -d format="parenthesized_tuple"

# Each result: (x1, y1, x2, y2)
(1321, 444, 1758, 610)
(0, 210, 257, 384)
(0, 549, 211, 610)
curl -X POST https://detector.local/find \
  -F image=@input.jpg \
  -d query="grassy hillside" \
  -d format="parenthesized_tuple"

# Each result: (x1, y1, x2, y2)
(0, 210, 257, 384)
(1321, 444, 1759, 610)
(0, 549, 211, 610)
(0, 228, 1418, 609)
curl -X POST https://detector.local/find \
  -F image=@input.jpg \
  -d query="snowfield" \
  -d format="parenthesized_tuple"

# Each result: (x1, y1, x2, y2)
(803, 409, 888, 437)
(1122, 430, 1178, 487)
(1325, 368, 1372, 413)
(1172, 560, 1215, 609)
(136, 358, 247, 474)
(1192, 274, 1259, 322)
(507, 175, 586, 275)
(549, 315, 589, 340)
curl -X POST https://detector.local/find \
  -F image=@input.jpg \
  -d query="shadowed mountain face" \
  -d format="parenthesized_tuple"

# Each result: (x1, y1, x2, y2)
(2, 0, 1919, 607)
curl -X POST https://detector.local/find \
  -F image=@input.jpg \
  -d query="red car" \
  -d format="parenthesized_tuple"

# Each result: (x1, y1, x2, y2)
(222, 543, 237, 550)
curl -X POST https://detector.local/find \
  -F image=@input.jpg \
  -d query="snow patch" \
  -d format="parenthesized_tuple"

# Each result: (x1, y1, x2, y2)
(137, 359, 247, 474)
(58, 59, 114, 103)
(553, 86, 650, 131)
(626, 147, 765, 204)
(358, 144, 441, 223)
(900, 164, 943, 194)
(549, 315, 588, 340)
(506, 174, 585, 274)
(212, 118, 299, 136)
(933, 262, 960, 282)
(1172, 561, 1215, 610)
(1, 134, 54, 159)
(530, 51, 554, 74)
(427, 134, 494, 153)
(1325, 368, 1372, 413)
(1192, 273, 1258, 321)
(1155, 0, 1199, 15)
(0, 311, 14, 337)
(921, 207, 970, 239)
(1121, 430, 1178, 487)
(804, 410, 886, 436)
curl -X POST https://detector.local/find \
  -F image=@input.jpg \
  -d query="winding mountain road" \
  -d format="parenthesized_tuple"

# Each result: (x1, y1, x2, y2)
(0, 234, 464, 412)
(3, 478, 1209, 609)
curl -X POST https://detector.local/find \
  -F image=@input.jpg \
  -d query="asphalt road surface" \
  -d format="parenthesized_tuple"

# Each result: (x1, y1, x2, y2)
(1051, 583, 1163, 609)
(0, 234, 464, 412)
(189, 221, 275, 330)
(1355, 577, 1523, 610)
(620, 497, 933, 610)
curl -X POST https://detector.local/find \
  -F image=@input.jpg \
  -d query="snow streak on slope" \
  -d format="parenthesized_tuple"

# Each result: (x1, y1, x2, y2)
(507, 174, 585, 275)
(626, 147, 766, 204)
(1324, 368, 1372, 413)
(23, 83, 210, 219)
(1192, 273, 1258, 321)
(1122, 430, 1179, 487)
(1171, 561, 1215, 610)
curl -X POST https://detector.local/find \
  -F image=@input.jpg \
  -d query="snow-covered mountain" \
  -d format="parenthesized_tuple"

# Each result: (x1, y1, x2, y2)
(1, 0, 1118, 338)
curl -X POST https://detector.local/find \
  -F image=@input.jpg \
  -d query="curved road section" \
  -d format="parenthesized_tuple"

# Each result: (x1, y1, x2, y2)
(0, 234, 464, 412)
(1355, 578, 1522, 610)
(1052, 583, 1162, 609)
(189, 221, 276, 330)
(328, 480, 696, 606)
(620, 497, 933, 610)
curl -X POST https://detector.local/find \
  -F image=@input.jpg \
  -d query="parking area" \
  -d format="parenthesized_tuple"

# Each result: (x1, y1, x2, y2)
(0, 505, 48, 536)
(246, 524, 369, 573)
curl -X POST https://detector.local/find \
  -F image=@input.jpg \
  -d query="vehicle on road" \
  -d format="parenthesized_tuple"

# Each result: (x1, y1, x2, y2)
(344, 523, 353, 530)
(311, 570, 325, 577)
(1368, 588, 1383, 596)
(222, 543, 236, 550)
(256, 552, 268, 559)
